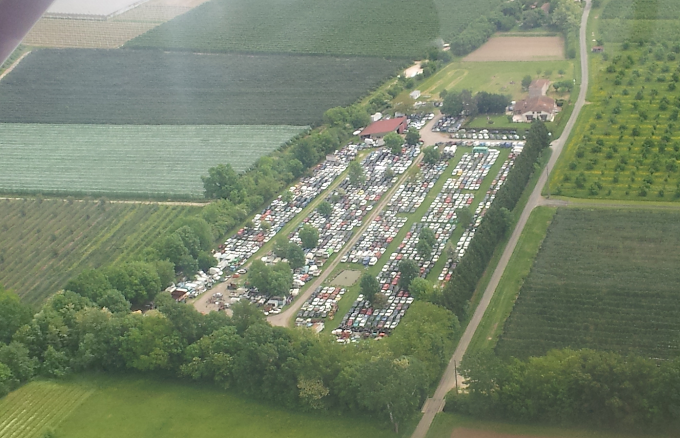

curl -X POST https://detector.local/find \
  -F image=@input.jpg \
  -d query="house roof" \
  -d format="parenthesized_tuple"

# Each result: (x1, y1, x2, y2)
(514, 96, 556, 114)
(359, 116, 407, 136)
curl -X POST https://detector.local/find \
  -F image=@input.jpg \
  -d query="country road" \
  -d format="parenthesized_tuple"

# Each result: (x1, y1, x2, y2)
(410, 2, 592, 437)
(268, 115, 442, 327)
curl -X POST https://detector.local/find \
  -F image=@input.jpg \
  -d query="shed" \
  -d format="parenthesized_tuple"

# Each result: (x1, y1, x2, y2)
(409, 90, 421, 100)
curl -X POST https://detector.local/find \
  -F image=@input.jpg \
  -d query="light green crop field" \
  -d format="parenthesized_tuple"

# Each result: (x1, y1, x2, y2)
(0, 199, 199, 306)
(0, 380, 94, 438)
(0, 375, 413, 438)
(0, 124, 306, 198)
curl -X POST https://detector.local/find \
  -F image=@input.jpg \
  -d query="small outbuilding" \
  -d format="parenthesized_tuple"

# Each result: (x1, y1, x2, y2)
(359, 116, 408, 139)
(592, 46, 604, 53)
(409, 90, 421, 100)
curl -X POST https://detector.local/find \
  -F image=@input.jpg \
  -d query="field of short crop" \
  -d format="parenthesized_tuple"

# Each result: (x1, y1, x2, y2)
(0, 199, 199, 305)
(433, 0, 502, 44)
(125, 0, 440, 57)
(496, 208, 680, 359)
(0, 124, 305, 197)
(601, 0, 680, 20)
(8, 375, 411, 438)
(551, 44, 680, 200)
(0, 49, 402, 126)
(0, 380, 93, 438)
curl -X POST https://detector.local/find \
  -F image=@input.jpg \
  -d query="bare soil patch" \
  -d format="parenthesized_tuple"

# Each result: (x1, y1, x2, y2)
(330, 269, 362, 286)
(452, 427, 549, 438)
(463, 37, 565, 62)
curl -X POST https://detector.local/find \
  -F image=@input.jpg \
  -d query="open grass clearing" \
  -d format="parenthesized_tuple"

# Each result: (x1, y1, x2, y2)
(496, 207, 680, 359)
(0, 124, 306, 198)
(463, 36, 565, 62)
(38, 374, 417, 438)
(0, 199, 199, 305)
(330, 270, 362, 287)
(412, 60, 575, 101)
(0, 49, 402, 126)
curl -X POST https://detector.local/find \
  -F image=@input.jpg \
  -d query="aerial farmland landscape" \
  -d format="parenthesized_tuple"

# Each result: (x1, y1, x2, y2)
(1, 0, 680, 437)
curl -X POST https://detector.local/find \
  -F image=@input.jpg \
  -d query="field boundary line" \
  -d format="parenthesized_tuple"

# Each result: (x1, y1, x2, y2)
(0, 51, 31, 82)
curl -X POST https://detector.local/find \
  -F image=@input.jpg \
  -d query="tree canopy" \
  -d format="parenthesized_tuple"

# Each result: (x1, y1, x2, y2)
(299, 224, 319, 249)
(384, 132, 404, 155)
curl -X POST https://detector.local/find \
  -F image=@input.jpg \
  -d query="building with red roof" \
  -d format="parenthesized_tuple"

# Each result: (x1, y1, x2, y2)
(359, 116, 408, 139)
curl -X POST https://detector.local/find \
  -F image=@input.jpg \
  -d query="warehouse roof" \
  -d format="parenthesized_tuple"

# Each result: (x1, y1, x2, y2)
(359, 117, 407, 136)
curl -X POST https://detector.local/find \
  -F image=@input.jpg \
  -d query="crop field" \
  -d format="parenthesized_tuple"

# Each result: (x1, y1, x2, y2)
(23, 0, 210, 49)
(0, 380, 94, 438)
(0, 124, 306, 197)
(551, 44, 680, 200)
(463, 37, 565, 62)
(496, 208, 680, 360)
(0, 49, 401, 126)
(0, 199, 199, 305)
(125, 0, 439, 57)
(601, 0, 680, 20)
(5, 375, 412, 438)
(433, 0, 502, 44)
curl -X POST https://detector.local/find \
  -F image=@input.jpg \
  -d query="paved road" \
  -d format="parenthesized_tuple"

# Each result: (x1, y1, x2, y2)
(268, 116, 442, 327)
(410, 2, 592, 437)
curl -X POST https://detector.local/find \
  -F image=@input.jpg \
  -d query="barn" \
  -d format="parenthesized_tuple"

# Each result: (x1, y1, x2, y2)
(359, 116, 408, 140)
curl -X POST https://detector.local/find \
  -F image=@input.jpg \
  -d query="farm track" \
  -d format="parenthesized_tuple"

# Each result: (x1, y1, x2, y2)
(411, 2, 593, 437)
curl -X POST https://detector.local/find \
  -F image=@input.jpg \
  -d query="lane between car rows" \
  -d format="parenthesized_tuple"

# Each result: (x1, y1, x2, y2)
(411, 1, 592, 437)
(268, 116, 444, 327)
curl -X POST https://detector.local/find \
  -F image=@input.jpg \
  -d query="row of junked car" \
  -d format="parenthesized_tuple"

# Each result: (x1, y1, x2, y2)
(290, 146, 419, 259)
(431, 115, 465, 133)
(295, 286, 346, 326)
(408, 112, 436, 130)
(214, 145, 358, 269)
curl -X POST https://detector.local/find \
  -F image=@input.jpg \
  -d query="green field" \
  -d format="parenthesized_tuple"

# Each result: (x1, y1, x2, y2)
(126, 0, 499, 57)
(408, 60, 575, 101)
(0, 199, 199, 305)
(551, 43, 680, 200)
(601, 0, 680, 20)
(0, 380, 94, 438)
(496, 208, 680, 360)
(0, 123, 305, 197)
(0, 49, 402, 125)
(0, 375, 414, 438)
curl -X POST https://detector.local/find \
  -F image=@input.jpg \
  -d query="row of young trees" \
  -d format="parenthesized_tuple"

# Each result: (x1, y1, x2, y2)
(0, 281, 458, 432)
(448, 349, 680, 430)
(441, 121, 551, 319)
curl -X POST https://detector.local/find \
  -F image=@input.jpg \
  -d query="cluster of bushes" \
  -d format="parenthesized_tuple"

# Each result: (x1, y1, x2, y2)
(447, 349, 680, 430)
(441, 121, 551, 319)
(442, 89, 511, 117)
(0, 283, 457, 432)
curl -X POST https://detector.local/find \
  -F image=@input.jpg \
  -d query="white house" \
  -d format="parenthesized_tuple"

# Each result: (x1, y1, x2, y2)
(512, 96, 558, 123)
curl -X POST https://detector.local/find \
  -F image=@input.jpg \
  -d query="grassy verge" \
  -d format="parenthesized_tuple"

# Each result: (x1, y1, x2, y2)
(465, 206, 556, 354)
(426, 412, 673, 438)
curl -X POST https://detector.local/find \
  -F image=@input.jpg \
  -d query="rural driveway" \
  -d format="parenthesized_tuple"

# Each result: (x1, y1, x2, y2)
(410, 1, 592, 437)
(268, 116, 442, 327)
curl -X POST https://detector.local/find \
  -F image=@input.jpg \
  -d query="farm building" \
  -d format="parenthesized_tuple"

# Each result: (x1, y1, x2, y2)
(512, 96, 558, 123)
(359, 116, 408, 139)
(409, 90, 421, 100)
(529, 79, 550, 97)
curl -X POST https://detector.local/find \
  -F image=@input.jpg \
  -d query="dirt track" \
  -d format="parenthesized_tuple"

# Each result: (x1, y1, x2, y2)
(463, 36, 565, 62)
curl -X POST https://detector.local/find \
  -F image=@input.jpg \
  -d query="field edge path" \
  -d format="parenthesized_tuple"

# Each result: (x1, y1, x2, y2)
(410, 1, 592, 437)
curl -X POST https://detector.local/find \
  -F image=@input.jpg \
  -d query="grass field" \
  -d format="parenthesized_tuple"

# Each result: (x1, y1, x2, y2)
(0, 375, 415, 438)
(0, 124, 305, 197)
(0, 199, 199, 305)
(0, 49, 402, 126)
(551, 43, 680, 200)
(496, 208, 680, 360)
(466, 207, 556, 355)
(407, 60, 575, 101)
(426, 412, 672, 438)
(0, 380, 94, 438)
